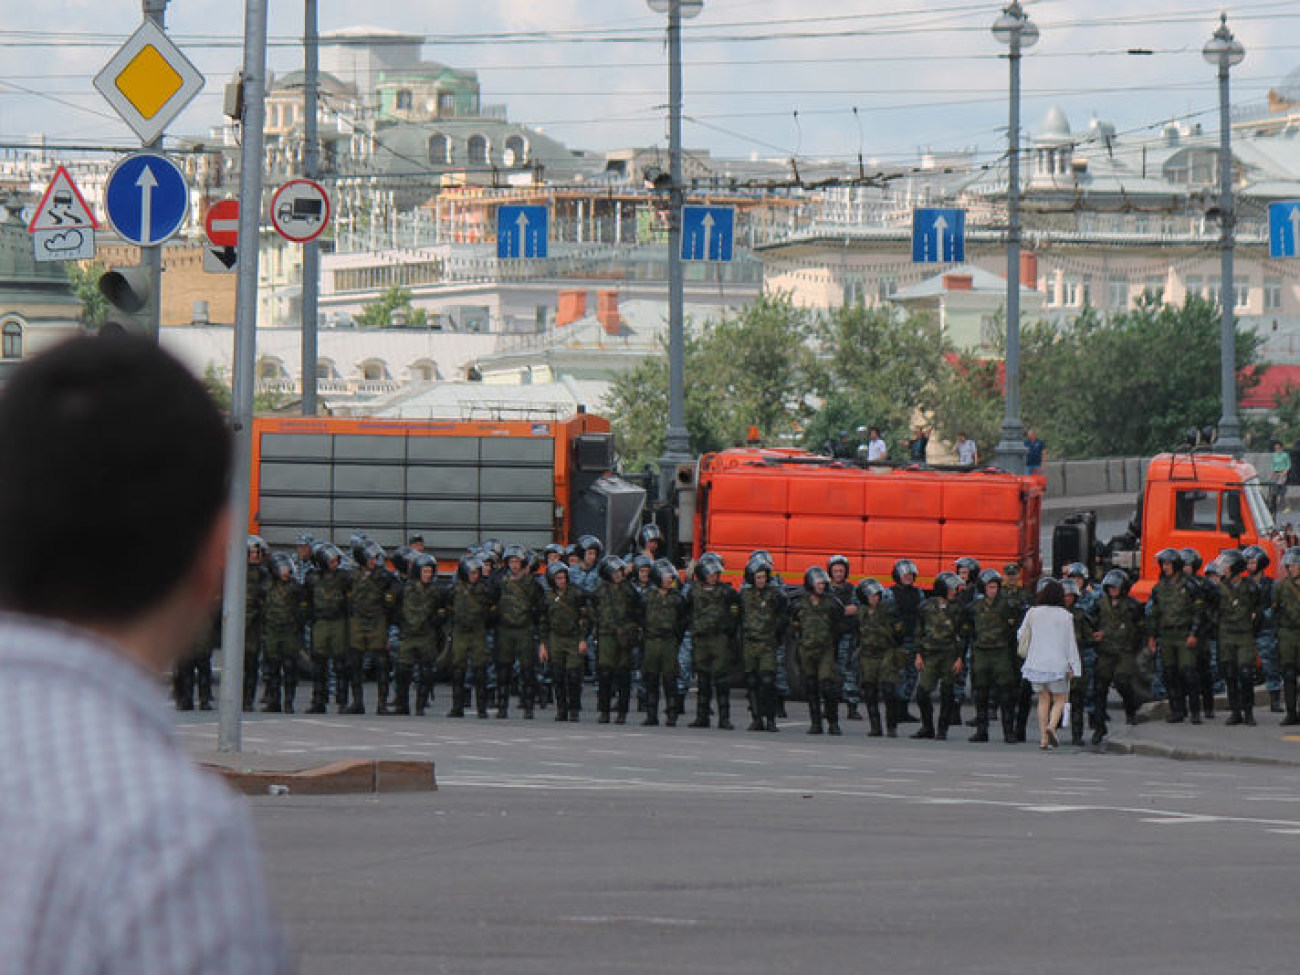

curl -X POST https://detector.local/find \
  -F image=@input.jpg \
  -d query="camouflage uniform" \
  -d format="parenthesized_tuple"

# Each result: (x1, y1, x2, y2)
(495, 571, 545, 718)
(1148, 572, 1205, 722)
(395, 576, 443, 716)
(966, 590, 1022, 743)
(913, 597, 970, 740)
(349, 566, 397, 715)
(739, 582, 788, 732)
(1093, 592, 1145, 733)
(1273, 572, 1300, 724)
(685, 579, 741, 729)
(541, 582, 590, 721)
(829, 575, 862, 716)
(856, 596, 904, 737)
(243, 561, 268, 711)
(449, 576, 498, 718)
(594, 577, 644, 724)
(1216, 574, 1260, 726)
(306, 566, 350, 713)
(642, 583, 685, 726)
(791, 591, 845, 735)
(262, 574, 306, 713)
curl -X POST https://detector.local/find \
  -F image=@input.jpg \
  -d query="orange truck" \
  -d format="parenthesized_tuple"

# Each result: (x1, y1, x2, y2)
(1098, 450, 1284, 599)
(249, 414, 645, 568)
(686, 447, 1045, 585)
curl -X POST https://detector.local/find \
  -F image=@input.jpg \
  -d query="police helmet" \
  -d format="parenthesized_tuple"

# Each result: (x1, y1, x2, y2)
(1205, 557, 1224, 579)
(271, 551, 294, 577)
(638, 523, 663, 548)
(296, 532, 315, 548)
(349, 532, 371, 564)
(827, 554, 851, 577)
(315, 543, 343, 570)
(892, 559, 919, 584)
(1155, 548, 1184, 571)
(503, 543, 528, 567)
(695, 553, 724, 582)
(745, 553, 773, 585)
(457, 554, 485, 582)
(544, 542, 564, 560)
(954, 556, 981, 578)
(652, 559, 678, 588)
(1004, 562, 1022, 576)
(750, 549, 775, 569)
(1179, 548, 1203, 573)
(932, 571, 962, 599)
(1218, 548, 1247, 577)
(481, 538, 505, 563)
(546, 560, 570, 585)
(1036, 576, 1056, 594)
(598, 555, 627, 582)
(978, 568, 1004, 589)
(856, 578, 885, 602)
(1242, 544, 1270, 572)
(1061, 578, 1080, 599)
(413, 552, 437, 577)
(564, 543, 580, 562)
(632, 554, 654, 575)
(389, 545, 413, 577)
(1065, 562, 1088, 581)
(407, 532, 424, 546)
(1283, 546, 1300, 569)
(247, 534, 267, 557)
(702, 551, 726, 570)
(576, 535, 604, 558)
(1101, 569, 1130, 594)
(361, 540, 385, 568)
(804, 565, 831, 592)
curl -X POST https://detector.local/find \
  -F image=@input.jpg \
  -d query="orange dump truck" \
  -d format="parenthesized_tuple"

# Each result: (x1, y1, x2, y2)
(249, 414, 645, 567)
(688, 447, 1045, 585)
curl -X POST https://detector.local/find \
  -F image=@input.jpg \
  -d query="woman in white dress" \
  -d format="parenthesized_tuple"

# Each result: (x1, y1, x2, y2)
(1018, 579, 1082, 749)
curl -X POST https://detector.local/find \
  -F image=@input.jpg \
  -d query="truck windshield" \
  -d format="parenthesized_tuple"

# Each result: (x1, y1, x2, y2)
(1243, 478, 1275, 534)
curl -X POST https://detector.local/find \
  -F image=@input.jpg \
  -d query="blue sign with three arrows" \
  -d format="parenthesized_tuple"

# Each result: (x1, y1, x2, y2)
(682, 205, 735, 262)
(104, 152, 189, 247)
(912, 207, 965, 263)
(497, 205, 548, 259)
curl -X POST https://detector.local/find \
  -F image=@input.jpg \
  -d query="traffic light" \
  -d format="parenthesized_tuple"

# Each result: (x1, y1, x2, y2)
(98, 264, 157, 337)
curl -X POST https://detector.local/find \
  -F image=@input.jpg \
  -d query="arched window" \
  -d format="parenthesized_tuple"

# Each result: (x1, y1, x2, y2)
(1, 320, 21, 360)
(503, 135, 527, 167)
(428, 133, 451, 165)
(257, 357, 284, 381)
(315, 359, 336, 380)
(361, 360, 388, 382)
(410, 359, 436, 381)
(467, 135, 489, 166)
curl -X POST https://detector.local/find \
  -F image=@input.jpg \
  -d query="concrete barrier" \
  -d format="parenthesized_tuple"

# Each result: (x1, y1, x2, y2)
(1062, 459, 1109, 497)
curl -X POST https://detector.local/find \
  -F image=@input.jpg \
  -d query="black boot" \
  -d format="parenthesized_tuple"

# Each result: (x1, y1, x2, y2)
(821, 681, 841, 736)
(1014, 680, 1033, 742)
(597, 667, 613, 724)
(936, 685, 954, 741)
(447, 670, 466, 717)
(881, 685, 898, 738)
(283, 676, 296, 714)
(806, 677, 824, 735)
(567, 671, 583, 721)
(307, 656, 328, 714)
(1201, 667, 1216, 719)
(864, 685, 883, 738)
(553, 670, 569, 721)
(520, 666, 536, 720)
(689, 674, 712, 728)
(473, 667, 490, 718)
(616, 671, 632, 725)
(1283, 672, 1299, 726)
(1091, 697, 1108, 746)
(497, 668, 511, 719)
(393, 666, 412, 716)
(665, 682, 680, 727)
(911, 691, 935, 739)
(1115, 678, 1138, 725)
(262, 673, 282, 713)
(1271, 689, 1284, 714)
(1182, 667, 1202, 725)
(1164, 668, 1185, 723)
(375, 664, 391, 716)
(846, 703, 863, 722)
(347, 667, 365, 715)
(1000, 688, 1018, 743)
(1070, 687, 1086, 745)
(642, 678, 661, 726)
(196, 661, 214, 711)
(1240, 667, 1257, 725)
(1224, 667, 1242, 725)
(715, 676, 734, 730)
(745, 674, 763, 732)
(969, 692, 989, 743)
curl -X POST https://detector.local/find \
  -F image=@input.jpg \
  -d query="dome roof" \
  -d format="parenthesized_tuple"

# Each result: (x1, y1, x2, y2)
(1040, 105, 1071, 139)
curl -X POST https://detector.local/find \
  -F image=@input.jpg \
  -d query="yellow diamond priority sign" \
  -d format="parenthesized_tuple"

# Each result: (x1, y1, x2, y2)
(94, 20, 205, 144)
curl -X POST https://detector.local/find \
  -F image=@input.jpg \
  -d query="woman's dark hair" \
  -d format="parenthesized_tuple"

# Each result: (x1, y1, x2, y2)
(1036, 579, 1065, 607)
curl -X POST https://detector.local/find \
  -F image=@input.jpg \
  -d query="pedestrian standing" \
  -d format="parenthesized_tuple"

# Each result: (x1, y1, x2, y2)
(0, 335, 288, 973)
(866, 427, 888, 463)
(955, 432, 978, 467)
(1272, 440, 1292, 515)
(1024, 429, 1047, 475)
(1018, 579, 1082, 749)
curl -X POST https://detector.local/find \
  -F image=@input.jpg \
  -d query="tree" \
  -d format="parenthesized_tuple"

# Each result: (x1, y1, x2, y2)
(803, 304, 949, 454)
(603, 294, 815, 471)
(66, 261, 108, 327)
(355, 286, 427, 329)
(203, 364, 288, 415)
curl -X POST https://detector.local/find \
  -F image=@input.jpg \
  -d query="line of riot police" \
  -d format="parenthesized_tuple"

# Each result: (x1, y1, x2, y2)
(172, 528, 1300, 740)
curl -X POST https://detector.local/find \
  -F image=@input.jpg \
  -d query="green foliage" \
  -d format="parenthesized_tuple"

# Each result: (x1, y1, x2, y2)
(355, 286, 427, 329)
(927, 352, 1005, 460)
(66, 261, 108, 326)
(202, 364, 288, 415)
(803, 304, 948, 453)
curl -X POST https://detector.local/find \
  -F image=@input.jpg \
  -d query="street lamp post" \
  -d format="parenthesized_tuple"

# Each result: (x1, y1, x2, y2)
(648, 0, 703, 505)
(1204, 14, 1246, 454)
(991, 1, 1037, 474)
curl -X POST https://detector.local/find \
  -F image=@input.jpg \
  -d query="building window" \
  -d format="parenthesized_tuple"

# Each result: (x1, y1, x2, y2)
(1143, 275, 1165, 303)
(1064, 276, 1081, 306)
(1266, 277, 1283, 311)
(1081, 275, 1093, 307)
(1185, 276, 1203, 302)
(876, 275, 897, 303)
(843, 277, 865, 306)
(467, 135, 489, 166)
(1235, 279, 1250, 310)
(503, 135, 527, 167)
(361, 361, 388, 381)
(1208, 277, 1221, 307)
(1107, 277, 1129, 310)
(438, 92, 455, 116)
(315, 360, 336, 381)
(395, 89, 412, 111)
(257, 358, 283, 381)
(979, 315, 1001, 349)
(1, 320, 21, 359)
(428, 134, 451, 165)
(410, 361, 435, 382)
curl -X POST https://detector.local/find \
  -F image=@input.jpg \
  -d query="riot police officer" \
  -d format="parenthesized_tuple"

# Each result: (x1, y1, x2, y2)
(593, 555, 644, 724)
(739, 553, 788, 733)
(1062, 579, 1097, 745)
(792, 566, 846, 735)
(262, 551, 306, 714)
(448, 553, 498, 718)
(243, 536, 270, 712)
(395, 553, 442, 716)
(1244, 545, 1282, 713)
(855, 578, 904, 737)
(539, 561, 590, 721)
(642, 559, 685, 727)
(495, 544, 545, 719)
(913, 572, 969, 741)
(306, 543, 350, 714)
(1091, 569, 1145, 739)
(967, 568, 1022, 744)
(889, 559, 924, 723)
(1147, 548, 1204, 724)
(1215, 549, 1260, 726)
(349, 537, 397, 715)
(827, 555, 863, 721)
(685, 553, 741, 730)
(1274, 547, 1300, 726)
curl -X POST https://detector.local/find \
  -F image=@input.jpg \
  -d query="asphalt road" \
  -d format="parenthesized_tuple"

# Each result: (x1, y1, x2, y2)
(195, 705, 1300, 974)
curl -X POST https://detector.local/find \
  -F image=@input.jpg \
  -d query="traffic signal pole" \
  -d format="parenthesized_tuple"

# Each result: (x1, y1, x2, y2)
(141, 0, 167, 337)
(217, 0, 269, 753)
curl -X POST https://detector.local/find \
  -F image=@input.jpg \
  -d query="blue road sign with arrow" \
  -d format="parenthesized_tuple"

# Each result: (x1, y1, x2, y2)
(104, 152, 189, 247)
(681, 205, 735, 262)
(912, 207, 966, 263)
(1269, 201, 1300, 259)
(497, 205, 548, 259)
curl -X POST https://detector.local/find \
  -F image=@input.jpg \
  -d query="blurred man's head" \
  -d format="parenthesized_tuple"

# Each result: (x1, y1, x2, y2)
(0, 336, 231, 663)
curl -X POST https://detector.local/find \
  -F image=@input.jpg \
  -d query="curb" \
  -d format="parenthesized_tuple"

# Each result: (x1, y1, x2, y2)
(204, 759, 437, 796)
(1106, 738, 1300, 768)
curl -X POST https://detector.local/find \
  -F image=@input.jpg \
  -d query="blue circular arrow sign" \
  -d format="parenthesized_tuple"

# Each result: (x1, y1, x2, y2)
(104, 152, 189, 246)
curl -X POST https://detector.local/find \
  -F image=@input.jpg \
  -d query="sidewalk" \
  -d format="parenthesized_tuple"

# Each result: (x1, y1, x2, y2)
(1108, 691, 1300, 767)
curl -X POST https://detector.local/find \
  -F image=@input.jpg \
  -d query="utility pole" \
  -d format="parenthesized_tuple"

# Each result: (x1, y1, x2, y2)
(301, 0, 320, 415)
(217, 0, 269, 753)
(141, 0, 167, 337)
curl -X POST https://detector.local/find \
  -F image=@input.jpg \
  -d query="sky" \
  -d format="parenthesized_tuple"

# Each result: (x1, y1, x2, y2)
(1, 1, 1299, 172)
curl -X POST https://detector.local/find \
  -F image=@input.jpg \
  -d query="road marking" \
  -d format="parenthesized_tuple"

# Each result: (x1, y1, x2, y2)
(538, 761, 583, 768)
(454, 755, 501, 762)
(562, 916, 700, 927)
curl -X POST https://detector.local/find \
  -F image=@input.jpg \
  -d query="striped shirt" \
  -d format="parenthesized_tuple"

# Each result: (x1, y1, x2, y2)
(0, 614, 290, 974)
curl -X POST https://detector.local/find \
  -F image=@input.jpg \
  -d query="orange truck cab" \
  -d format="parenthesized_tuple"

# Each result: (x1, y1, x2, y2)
(688, 447, 1044, 587)
(1116, 451, 1283, 600)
